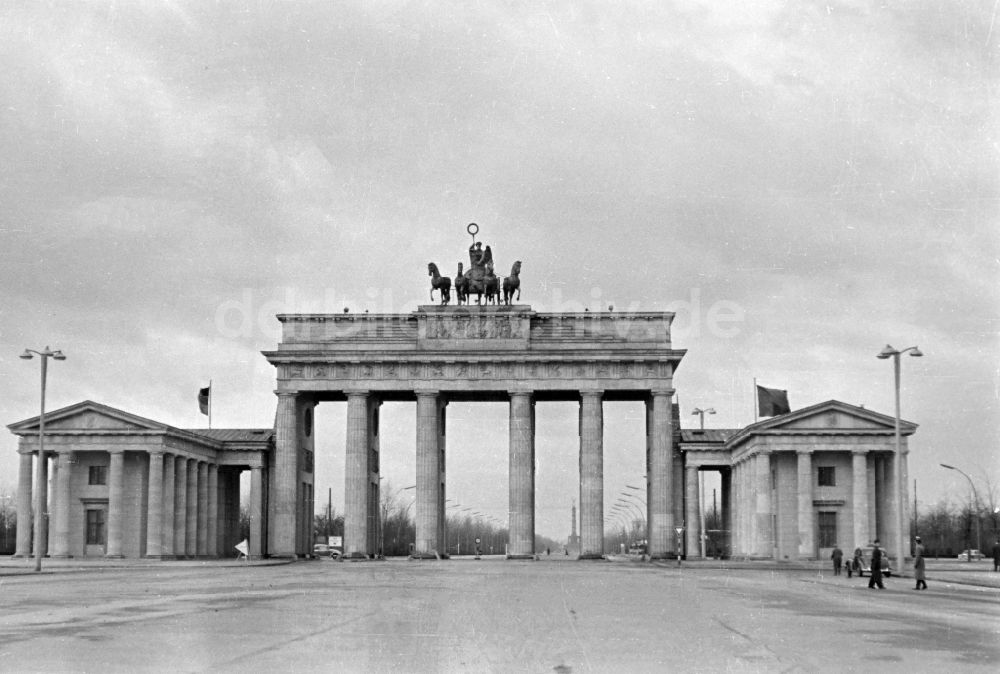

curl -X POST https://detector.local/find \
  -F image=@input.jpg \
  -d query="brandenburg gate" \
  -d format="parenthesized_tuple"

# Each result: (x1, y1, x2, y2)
(262, 226, 685, 560)
(263, 303, 685, 560)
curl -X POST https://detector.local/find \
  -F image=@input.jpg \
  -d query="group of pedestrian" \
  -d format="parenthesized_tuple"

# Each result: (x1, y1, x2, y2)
(831, 537, 927, 590)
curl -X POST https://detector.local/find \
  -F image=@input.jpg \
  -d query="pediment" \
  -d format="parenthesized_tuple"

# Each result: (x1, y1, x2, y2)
(727, 400, 916, 447)
(7, 401, 168, 434)
(776, 409, 889, 432)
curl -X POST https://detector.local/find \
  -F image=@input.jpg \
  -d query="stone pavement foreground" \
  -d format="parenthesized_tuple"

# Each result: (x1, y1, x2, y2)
(0, 557, 997, 673)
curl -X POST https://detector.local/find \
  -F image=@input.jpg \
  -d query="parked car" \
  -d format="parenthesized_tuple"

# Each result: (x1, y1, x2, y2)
(956, 549, 984, 561)
(313, 543, 343, 559)
(856, 547, 892, 577)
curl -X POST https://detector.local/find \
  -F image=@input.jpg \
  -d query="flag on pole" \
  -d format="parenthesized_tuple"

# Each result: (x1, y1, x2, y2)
(756, 385, 791, 417)
(198, 385, 211, 416)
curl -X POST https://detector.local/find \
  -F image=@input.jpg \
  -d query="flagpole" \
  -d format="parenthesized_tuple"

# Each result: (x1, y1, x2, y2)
(753, 377, 758, 423)
(209, 379, 213, 430)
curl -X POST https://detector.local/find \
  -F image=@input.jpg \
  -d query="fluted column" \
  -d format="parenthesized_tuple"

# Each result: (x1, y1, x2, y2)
(250, 465, 264, 558)
(106, 449, 126, 558)
(755, 452, 772, 558)
(49, 451, 73, 558)
(207, 464, 218, 557)
(579, 391, 604, 559)
(415, 391, 442, 557)
(162, 454, 176, 558)
(648, 389, 674, 558)
(36, 452, 49, 558)
(185, 459, 198, 556)
(852, 450, 869, 549)
(797, 450, 814, 559)
(508, 390, 535, 559)
(344, 391, 370, 558)
(272, 391, 299, 557)
(196, 462, 208, 557)
(145, 451, 164, 558)
(14, 451, 33, 557)
(173, 457, 187, 557)
(685, 464, 699, 557)
(729, 462, 743, 558)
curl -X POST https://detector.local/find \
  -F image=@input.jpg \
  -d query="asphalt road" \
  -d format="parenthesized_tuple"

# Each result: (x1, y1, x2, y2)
(1, 556, 997, 673)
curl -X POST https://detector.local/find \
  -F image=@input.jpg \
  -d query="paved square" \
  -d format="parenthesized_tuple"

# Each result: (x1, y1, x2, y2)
(1, 558, 997, 672)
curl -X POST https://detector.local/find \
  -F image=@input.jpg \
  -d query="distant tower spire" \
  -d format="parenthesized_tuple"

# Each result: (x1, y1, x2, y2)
(571, 499, 578, 538)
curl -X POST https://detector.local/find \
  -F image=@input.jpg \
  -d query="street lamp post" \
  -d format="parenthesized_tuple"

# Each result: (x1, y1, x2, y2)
(19, 346, 67, 573)
(940, 464, 980, 562)
(691, 407, 716, 430)
(877, 344, 922, 573)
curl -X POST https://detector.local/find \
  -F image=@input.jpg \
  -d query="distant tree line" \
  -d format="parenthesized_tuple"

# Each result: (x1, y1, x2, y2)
(0, 490, 15, 555)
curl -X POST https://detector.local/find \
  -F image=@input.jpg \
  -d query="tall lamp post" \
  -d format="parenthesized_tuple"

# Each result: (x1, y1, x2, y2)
(691, 407, 715, 430)
(940, 464, 980, 562)
(19, 346, 67, 572)
(877, 344, 922, 573)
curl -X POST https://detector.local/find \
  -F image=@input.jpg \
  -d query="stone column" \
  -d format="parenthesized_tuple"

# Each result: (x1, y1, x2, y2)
(162, 454, 176, 558)
(437, 400, 447, 556)
(185, 459, 198, 556)
(886, 451, 899, 557)
(755, 452, 772, 558)
(796, 450, 814, 559)
(415, 391, 442, 557)
(106, 449, 126, 558)
(50, 451, 73, 558)
(250, 465, 264, 558)
(508, 390, 535, 559)
(721, 468, 732, 558)
(272, 391, 299, 558)
(344, 391, 370, 558)
(685, 464, 699, 557)
(852, 450, 869, 549)
(579, 391, 604, 559)
(14, 451, 33, 557)
(37, 452, 49, 558)
(901, 448, 910, 556)
(173, 457, 187, 557)
(196, 462, 208, 557)
(207, 464, 218, 557)
(145, 451, 164, 558)
(647, 389, 674, 558)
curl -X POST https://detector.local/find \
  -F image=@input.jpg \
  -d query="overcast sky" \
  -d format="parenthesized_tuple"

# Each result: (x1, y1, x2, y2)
(1, 2, 997, 540)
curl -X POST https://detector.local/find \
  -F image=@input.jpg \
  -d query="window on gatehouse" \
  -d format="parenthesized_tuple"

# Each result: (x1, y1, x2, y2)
(818, 511, 837, 548)
(88, 465, 107, 485)
(817, 466, 835, 487)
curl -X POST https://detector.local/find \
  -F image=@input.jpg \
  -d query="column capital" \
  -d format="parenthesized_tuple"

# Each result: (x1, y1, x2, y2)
(149, 449, 165, 458)
(796, 449, 814, 456)
(344, 389, 371, 399)
(851, 449, 869, 455)
(274, 390, 299, 398)
(650, 388, 675, 398)
(508, 389, 534, 398)
(579, 389, 604, 399)
(108, 448, 126, 456)
(414, 389, 440, 399)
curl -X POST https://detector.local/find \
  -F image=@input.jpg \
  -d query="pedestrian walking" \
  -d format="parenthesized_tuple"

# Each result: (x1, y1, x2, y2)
(913, 536, 927, 590)
(831, 545, 844, 576)
(992, 538, 1000, 572)
(847, 546, 863, 578)
(868, 540, 885, 589)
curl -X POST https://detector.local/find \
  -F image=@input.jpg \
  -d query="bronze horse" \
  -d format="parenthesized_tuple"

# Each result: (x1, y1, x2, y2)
(502, 260, 522, 305)
(484, 263, 501, 305)
(427, 263, 451, 305)
(455, 262, 469, 305)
